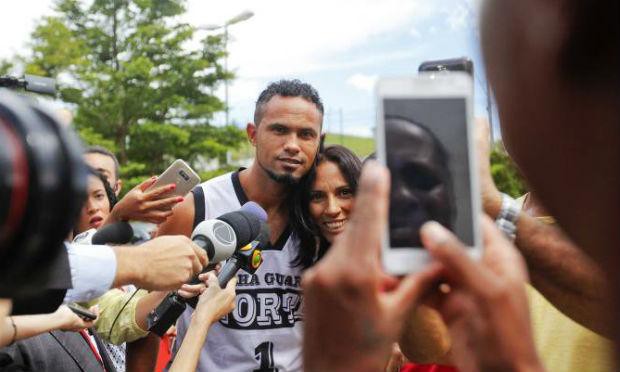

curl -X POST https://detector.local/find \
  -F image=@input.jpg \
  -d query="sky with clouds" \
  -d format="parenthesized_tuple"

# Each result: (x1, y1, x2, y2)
(0, 0, 496, 137)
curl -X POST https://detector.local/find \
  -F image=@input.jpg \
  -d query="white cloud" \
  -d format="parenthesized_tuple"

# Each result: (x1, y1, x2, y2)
(410, 27, 422, 39)
(445, 4, 469, 30)
(0, 0, 55, 59)
(184, 0, 435, 78)
(346, 73, 378, 92)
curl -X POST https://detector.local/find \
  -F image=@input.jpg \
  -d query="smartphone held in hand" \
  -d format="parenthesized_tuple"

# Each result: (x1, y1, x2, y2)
(376, 73, 482, 275)
(67, 303, 97, 321)
(148, 159, 201, 198)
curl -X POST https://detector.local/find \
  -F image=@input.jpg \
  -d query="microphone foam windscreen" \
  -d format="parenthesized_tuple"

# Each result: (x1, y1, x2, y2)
(218, 209, 263, 247)
(91, 221, 133, 245)
(240, 201, 267, 222)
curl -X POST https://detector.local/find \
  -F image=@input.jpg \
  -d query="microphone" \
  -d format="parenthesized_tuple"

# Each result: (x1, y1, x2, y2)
(73, 221, 151, 245)
(90, 222, 134, 245)
(217, 223, 269, 287)
(191, 201, 266, 263)
(147, 202, 268, 336)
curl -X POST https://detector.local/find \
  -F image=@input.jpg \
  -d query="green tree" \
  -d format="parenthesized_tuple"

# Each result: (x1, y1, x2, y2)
(22, 0, 243, 184)
(0, 60, 14, 75)
(490, 142, 528, 198)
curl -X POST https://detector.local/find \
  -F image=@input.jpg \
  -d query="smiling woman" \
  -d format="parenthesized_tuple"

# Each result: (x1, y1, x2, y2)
(289, 145, 362, 268)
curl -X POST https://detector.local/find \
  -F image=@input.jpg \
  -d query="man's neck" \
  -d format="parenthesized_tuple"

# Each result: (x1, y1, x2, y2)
(238, 161, 289, 213)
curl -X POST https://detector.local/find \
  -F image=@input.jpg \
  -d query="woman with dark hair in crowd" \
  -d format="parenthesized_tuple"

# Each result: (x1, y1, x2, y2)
(74, 168, 118, 237)
(290, 145, 455, 371)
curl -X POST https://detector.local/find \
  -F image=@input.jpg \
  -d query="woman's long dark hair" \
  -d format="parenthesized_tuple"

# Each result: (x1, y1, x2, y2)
(289, 145, 362, 268)
(73, 167, 117, 236)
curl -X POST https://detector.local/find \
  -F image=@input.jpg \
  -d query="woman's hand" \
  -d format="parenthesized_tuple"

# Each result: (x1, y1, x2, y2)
(54, 305, 99, 331)
(177, 265, 222, 299)
(193, 273, 237, 325)
(107, 176, 183, 224)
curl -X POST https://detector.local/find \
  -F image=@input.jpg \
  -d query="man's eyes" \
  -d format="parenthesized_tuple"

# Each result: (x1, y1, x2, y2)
(299, 130, 316, 139)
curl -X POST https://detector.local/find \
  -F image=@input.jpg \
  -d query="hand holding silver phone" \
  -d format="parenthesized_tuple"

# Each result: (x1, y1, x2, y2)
(376, 73, 482, 274)
(147, 159, 200, 198)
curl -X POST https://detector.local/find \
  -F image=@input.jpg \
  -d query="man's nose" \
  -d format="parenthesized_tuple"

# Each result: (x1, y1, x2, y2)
(283, 135, 301, 154)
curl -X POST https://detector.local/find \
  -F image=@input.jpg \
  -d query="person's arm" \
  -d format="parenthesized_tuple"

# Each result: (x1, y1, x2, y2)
(63, 243, 117, 303)
(476, 118, 610, 336)
(63, 235, 207, 305)
(514, 214, 610, 336)
(168, 273, 237, 372)
(399, 305, 452, 364)
(0, 305, 97, 347)
(104, 176, 182, 226)
(125, 333, 161, 372)
(156, 193, 196, 238)
(111, 235, 207, 291)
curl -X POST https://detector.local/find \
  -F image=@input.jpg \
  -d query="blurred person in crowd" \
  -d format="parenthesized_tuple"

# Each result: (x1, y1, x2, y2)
(84, 146, 123, 196)
(158, 79, 324, 371)
(303, 0, 619, 371)
(474, 118, 615, 371)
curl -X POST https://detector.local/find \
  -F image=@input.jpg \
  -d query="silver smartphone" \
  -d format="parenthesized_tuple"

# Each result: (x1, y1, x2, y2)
(147, 159, 200, 198)
(376, 73, 482, 274)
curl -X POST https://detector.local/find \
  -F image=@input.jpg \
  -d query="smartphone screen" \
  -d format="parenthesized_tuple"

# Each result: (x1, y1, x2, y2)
(384, 97, 475, 248)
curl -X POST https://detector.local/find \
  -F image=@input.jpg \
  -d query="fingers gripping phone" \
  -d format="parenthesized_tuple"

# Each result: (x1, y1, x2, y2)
(147, 159, 200, 198)
(376, 73, 482, 274)
(67, 304, 97, 321)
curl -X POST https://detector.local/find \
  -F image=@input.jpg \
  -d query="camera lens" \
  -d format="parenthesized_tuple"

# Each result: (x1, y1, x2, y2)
(0, 89, 87, 296)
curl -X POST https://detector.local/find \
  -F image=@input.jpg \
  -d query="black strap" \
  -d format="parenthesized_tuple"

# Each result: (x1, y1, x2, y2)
(191, 186, 205, 230)
(231, 169, 249, 205)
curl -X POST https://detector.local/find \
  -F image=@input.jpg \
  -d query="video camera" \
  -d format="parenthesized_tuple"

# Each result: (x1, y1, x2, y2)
(0, 75, 87, 297)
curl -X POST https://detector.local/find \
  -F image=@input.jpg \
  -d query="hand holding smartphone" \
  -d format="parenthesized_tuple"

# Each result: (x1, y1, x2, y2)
(376, 73, 482, 274)
(67, 303, 97, 321)
(147, 159, 200, 198)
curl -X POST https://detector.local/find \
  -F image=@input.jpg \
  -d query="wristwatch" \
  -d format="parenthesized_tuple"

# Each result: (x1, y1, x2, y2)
(495, 193, 520, 241)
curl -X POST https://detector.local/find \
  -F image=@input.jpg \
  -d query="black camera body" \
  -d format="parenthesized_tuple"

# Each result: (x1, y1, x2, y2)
(0, 83, 87, 297)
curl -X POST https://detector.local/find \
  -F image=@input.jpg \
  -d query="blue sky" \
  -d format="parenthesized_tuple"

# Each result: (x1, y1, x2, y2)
(0, 0, 497, 138)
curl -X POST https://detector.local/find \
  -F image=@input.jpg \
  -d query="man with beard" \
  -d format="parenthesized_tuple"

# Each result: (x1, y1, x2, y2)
(158, 79, 323, 371)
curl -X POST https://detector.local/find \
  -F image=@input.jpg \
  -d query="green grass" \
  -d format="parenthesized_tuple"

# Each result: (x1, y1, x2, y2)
(324, 133, 375, 158)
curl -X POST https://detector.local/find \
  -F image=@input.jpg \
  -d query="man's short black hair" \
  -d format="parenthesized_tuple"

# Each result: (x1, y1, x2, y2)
(84, 145, 120, 180)
(254, 79, 324, 125)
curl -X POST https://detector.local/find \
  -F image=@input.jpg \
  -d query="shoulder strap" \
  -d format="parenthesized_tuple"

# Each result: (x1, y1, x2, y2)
(192, 186, 205, 230)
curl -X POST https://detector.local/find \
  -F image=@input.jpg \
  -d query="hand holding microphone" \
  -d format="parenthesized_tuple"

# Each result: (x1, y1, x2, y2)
(147, 202, 268, 336)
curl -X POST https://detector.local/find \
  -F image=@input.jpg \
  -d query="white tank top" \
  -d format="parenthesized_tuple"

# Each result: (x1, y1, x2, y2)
(170, 171, 304, 372)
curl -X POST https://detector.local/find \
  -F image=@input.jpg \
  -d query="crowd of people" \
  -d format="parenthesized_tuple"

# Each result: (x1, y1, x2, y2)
(0, 0, 618, 371)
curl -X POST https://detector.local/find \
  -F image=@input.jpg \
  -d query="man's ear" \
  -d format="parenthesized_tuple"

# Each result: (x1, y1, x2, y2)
(247, 123, 258, 147)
